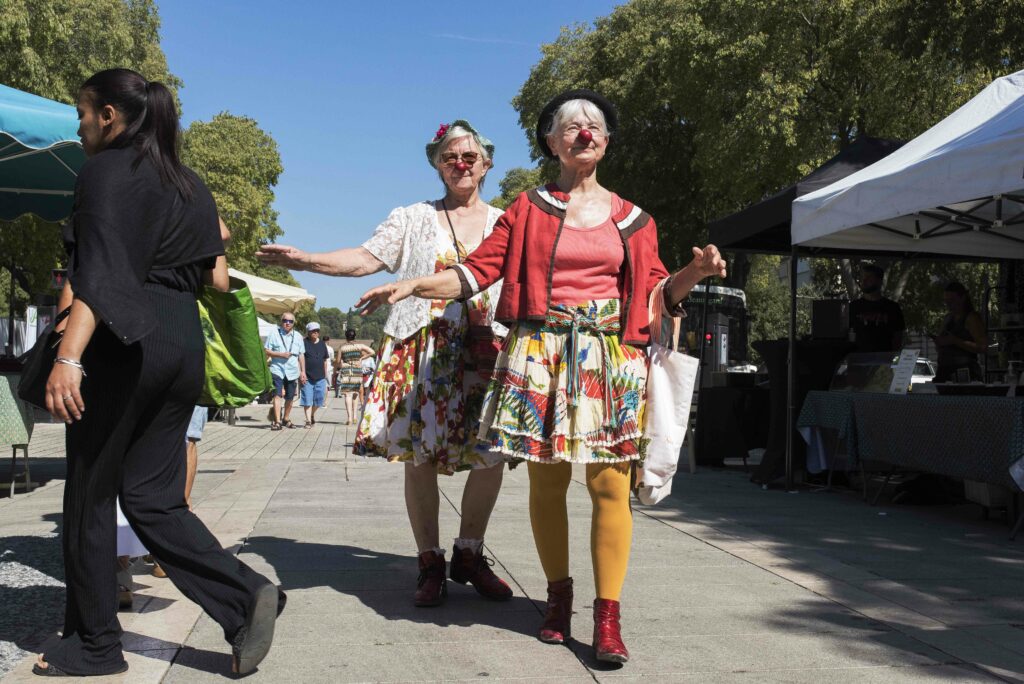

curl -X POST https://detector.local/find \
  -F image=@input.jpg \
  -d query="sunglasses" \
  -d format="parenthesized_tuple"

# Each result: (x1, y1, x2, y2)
(281, 319, 295, 324)
(440, 152, 481, 167)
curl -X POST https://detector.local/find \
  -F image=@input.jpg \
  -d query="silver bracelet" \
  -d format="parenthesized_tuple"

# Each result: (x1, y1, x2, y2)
(55, 357, 87, 377)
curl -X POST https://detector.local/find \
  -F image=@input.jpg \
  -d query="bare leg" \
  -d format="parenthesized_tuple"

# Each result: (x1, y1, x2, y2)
(272, 393, 282, 424)
(283, 399, 294, 424)
(310, 405, 319, 423)
(404, 462, 440, 552)
(302, 405, 312, 423)
(459, 464, 504, 539)
(344, 392, 355, 425)
(185, 440, 198, 510)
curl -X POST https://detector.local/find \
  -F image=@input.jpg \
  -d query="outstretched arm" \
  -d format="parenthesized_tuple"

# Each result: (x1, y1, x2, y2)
(257, 244, 386, 277)
(356, 270, 462, 315)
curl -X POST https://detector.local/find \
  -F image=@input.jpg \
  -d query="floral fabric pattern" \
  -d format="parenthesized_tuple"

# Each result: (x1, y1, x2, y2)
(478, 299, 649, 464)
(355, 232, 504, 475)
(360, 201, 506, 341)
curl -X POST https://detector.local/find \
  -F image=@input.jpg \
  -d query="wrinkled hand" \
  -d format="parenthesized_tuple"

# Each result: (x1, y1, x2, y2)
(299, 373, 307, 386)
(691, 244, 727, 279)
(256, 244, 308, 270)
(356, 281, 416, 315)
(45, 363, 85, 424)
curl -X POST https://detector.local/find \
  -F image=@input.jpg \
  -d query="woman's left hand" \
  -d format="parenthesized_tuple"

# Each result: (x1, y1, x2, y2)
(356, 280, 416, 315)
(691, 244, 727, 279)
(45, 362, 85, 424)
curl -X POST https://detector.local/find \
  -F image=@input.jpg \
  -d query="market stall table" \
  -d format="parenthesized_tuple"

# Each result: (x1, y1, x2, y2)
(797, 390, 1024, 536)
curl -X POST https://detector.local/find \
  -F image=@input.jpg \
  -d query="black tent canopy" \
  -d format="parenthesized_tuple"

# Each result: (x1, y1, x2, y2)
(709, 137, 904, 253)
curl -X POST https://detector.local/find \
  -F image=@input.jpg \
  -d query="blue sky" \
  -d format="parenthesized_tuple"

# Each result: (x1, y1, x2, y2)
(159, 0, 620, 314)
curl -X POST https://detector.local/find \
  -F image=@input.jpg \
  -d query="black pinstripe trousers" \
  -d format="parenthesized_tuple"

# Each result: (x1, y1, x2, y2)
(45, 284, 272, 675)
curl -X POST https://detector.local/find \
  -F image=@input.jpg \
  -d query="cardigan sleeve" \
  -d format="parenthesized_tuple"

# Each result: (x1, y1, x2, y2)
(361, 206, 408, 274)
(449, 194, 521, 299)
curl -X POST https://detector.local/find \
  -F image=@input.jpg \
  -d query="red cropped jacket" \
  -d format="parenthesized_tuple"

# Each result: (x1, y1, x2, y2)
(451, 184, 669, 347)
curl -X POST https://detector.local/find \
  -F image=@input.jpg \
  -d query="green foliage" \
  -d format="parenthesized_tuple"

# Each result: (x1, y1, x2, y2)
(0, 0, 179, 311)
(505, 0, 1024, 342)
(181, 113, 284, 276)
(315, 306, 346, 337)
(0, 0, 180, 105)
(344, 305, 390, 348)
(488, 166, 550, 209)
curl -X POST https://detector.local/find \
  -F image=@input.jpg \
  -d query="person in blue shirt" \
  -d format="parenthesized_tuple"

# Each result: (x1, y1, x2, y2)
(264, 312, 306, 430)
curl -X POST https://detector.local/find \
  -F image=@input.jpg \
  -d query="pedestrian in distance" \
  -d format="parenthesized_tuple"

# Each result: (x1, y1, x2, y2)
(358, 90, 726, 663)
(334, 329, 373, 424)
(256, 119, 514, 607)
(36, 67, 283, 678)
(264, 312, 305, 430)
(299, 321, 330, 427)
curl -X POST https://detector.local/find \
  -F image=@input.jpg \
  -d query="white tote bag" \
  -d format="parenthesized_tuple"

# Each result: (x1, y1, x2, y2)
(637, 279, 699, 505)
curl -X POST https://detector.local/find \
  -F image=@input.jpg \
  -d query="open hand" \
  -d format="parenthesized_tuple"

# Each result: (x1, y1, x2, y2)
(256, 244, 308, 270)
(357, 281, 416, 315)
(691, 244, 727, 279)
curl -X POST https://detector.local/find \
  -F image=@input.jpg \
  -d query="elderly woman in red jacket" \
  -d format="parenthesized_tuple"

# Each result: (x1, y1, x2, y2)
(360, 90, 725, 664)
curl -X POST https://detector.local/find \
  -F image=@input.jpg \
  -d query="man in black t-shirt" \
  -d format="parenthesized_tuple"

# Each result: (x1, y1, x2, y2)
(299, 322, 331, 427)
(849, 263, 905, 353)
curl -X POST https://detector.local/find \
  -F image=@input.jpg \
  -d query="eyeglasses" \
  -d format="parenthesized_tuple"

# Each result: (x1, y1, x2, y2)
(440, 152, 481, 167)
(281, 319, 295, 325)
(562, 123, 604, 137)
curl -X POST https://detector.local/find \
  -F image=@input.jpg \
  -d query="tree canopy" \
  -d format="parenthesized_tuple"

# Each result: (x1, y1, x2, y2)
(181, 112, 285, 276)
(505, 0, 1024, 355)
(0, 0, 179, 312)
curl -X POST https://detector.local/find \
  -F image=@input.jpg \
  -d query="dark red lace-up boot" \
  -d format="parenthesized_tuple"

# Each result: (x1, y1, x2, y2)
(593, 598, 629, 662)
(414, 550, 447, 607)
(449, 545, 513, 601)
(538, 577, 573, 644)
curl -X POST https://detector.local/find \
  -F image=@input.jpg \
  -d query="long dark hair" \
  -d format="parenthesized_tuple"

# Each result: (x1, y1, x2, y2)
(80, 68, 193, 200)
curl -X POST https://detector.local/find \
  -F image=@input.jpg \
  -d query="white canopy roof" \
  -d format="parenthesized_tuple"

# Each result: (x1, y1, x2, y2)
(792, 70, 1024, 259)
(229, 268, 316, 315)
(256, 317, 277, 339)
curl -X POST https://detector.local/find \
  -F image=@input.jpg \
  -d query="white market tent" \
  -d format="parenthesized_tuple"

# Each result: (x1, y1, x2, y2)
(229, 268, 316, 316)
(792, 69, 1024, 259)
(256, 316, 277, 341)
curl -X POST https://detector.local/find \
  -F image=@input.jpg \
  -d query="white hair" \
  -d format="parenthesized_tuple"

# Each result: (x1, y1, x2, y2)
(433, 125, 492, 187)
(545, 99, 609, 137)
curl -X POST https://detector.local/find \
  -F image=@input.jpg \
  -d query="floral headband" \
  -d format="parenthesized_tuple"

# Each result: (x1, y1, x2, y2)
(425, 119, 495, 169)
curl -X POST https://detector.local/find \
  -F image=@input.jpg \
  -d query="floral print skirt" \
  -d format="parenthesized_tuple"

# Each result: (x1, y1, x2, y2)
(478, 299, 649, 464)
(354, 314, 504, 475)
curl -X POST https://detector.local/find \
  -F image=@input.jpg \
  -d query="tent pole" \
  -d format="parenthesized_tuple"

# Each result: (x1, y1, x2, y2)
(785, 248, 797, 491)
(5, 268, 14, 358)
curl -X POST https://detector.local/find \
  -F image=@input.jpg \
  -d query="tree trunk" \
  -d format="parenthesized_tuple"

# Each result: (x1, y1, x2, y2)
(839, 259, 858, 299)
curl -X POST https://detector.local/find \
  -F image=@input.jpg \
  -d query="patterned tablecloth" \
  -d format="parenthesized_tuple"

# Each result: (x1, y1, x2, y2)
(0, 373, 32, 447)
(798, 390, 1024, 491)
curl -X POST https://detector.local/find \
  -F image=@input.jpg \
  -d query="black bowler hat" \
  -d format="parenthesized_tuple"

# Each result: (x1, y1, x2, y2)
(535, 89, 618, 158)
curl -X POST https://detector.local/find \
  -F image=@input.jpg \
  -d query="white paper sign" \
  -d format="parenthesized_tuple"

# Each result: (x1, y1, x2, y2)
(888, 348, 920, 394)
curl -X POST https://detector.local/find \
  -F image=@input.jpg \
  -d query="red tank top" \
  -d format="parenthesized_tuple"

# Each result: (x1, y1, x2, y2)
(550, 208, 625, 305)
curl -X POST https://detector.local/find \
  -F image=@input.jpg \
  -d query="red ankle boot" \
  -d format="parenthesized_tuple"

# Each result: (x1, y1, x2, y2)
(414, 550, 447, 607)
(449, 545, 513, 601)
(538, 578, 573, 644)
(593, 598, 629, 663)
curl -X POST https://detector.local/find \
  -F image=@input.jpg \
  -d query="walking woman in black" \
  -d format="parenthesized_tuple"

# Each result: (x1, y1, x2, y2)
(34, 68, 282, 677)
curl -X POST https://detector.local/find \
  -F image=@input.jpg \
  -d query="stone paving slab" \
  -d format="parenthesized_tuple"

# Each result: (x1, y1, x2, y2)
(2, 399, 1023, 682)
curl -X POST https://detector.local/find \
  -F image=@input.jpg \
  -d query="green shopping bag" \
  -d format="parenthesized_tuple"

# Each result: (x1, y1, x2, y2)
(197, 277, 272, 408)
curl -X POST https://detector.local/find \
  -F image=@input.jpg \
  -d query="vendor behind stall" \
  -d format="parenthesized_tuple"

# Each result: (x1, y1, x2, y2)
(850, 263, 905, 353)
(934, 281, 986, 382)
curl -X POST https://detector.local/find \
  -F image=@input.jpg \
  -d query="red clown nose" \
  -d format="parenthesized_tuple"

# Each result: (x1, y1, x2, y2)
(455, 161, 470, 172)
(577, 129, 593, 144)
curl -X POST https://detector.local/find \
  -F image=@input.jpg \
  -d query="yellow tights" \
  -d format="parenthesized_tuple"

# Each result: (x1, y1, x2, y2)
(527, 460, 633, 601)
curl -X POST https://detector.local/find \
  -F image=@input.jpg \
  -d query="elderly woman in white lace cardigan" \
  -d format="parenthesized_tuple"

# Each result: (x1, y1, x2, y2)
(256, 121, 512, 607)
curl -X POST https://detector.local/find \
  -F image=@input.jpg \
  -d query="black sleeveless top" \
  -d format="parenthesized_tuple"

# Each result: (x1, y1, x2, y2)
(63, 146, 224, 345)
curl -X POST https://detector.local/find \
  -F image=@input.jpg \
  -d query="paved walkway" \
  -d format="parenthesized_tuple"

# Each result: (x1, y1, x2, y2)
(2, 398, 1024, 682)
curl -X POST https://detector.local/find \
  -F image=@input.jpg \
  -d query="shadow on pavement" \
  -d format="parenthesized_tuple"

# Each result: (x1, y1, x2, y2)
(241, 536, 543, 636)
